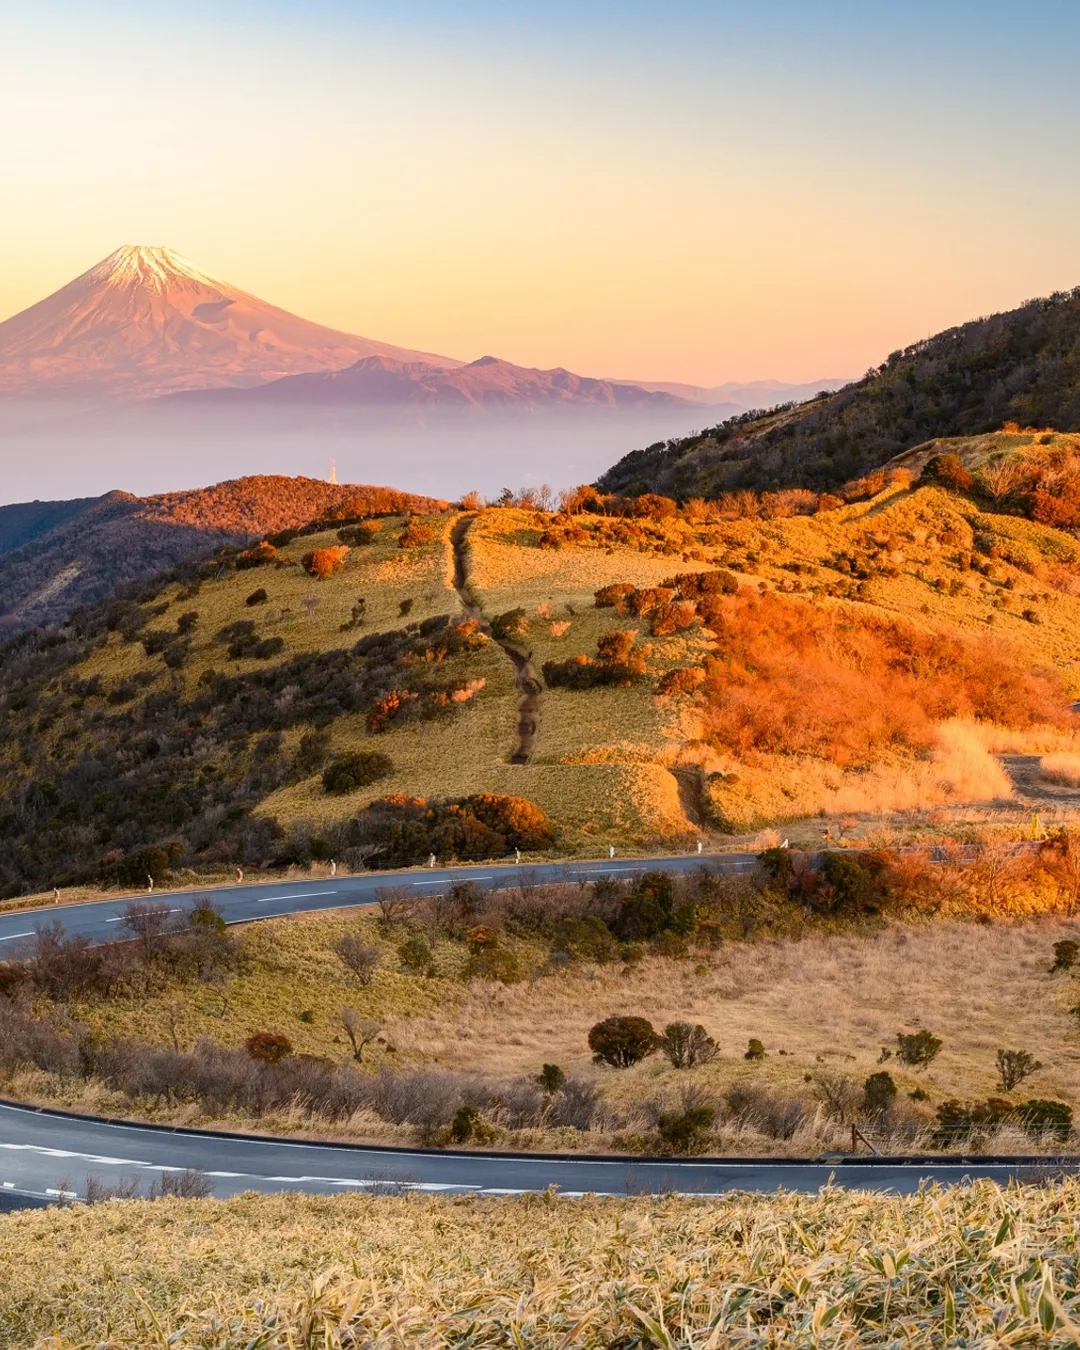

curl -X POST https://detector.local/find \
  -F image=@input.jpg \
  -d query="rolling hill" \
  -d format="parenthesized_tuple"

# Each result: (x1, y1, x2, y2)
(0, 476, 445, 631)
(598, 284, 1080, 498)
(2, 435, 1079, 896)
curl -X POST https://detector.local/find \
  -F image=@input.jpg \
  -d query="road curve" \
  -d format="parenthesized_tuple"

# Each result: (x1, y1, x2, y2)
(0, 1101, 1050, 1206)
(0, 852, 1069, 1206)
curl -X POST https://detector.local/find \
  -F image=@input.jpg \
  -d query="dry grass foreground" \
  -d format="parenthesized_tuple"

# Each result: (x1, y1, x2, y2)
(5, 1183, 1080, 1347)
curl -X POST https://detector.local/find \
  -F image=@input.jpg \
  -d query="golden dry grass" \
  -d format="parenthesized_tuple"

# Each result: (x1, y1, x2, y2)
(33, 457, 1080, 853)
(72, 513, 460, 699)
(6, 1183, 1080, 1347)
(49, 906, 1080, 1148)
(1043, 753, 1080, 788)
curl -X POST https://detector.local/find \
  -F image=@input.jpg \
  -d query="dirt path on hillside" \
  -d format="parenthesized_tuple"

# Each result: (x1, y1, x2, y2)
(999, 754, 1080, 808)
(450, 515, 542, 765)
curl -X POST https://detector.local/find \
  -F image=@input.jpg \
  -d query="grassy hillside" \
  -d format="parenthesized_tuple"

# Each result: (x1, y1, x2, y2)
(598, 284, 1080, 496)
(4, 1182, 1080, 1347)
(0, 474, 445, 630)
(3, 442, 1080, 895)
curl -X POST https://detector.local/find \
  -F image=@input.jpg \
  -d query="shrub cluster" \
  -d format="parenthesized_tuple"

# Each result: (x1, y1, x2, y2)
(336, 793, 555, 867)
(542, 630, 647, 689)
(0, 615, 490, 894)
(321, 751, 394, 795)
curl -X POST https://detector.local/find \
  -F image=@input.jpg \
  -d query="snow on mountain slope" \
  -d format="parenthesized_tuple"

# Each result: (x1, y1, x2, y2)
(0, 246, 460, 398)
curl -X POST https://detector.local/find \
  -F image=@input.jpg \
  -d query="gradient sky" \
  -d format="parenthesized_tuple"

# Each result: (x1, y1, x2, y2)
(2, 0, 1080, 384)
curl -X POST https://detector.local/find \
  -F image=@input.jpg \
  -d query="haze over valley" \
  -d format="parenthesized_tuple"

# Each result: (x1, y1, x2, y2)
(0, 244, 847, 503)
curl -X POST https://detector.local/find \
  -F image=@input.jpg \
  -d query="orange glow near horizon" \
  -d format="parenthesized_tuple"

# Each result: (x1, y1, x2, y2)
(3, 5, 1080, 385)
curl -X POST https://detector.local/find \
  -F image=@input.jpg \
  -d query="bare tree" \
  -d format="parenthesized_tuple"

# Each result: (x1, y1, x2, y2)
(334, 935, 381, 986)
(374, 887, 413, 929)
(340, 1008, 381, 1062)
(121, 901, 174, 962)
(977, 457, 1030, 502)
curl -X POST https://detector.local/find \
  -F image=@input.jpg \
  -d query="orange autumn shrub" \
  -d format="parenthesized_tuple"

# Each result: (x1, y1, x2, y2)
(302, 545, 350, 579)
(699, 591, 1064, 767)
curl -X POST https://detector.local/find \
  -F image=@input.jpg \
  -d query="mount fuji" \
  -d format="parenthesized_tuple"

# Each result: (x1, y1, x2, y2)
(0, 245, 460, 399)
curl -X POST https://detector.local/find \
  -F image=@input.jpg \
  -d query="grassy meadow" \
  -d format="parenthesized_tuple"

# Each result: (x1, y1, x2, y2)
(5, 1182, 1080, 1347)
(6, 897, 1072, 1157)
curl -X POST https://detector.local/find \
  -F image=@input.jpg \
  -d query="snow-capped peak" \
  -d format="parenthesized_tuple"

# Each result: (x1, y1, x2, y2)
(87, 245, 224, 294)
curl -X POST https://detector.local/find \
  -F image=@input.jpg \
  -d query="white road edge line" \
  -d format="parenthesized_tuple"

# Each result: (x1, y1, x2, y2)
(413, 877, 493, 886)
(256, 891, 339, 903)
(0, 932, 34, 942)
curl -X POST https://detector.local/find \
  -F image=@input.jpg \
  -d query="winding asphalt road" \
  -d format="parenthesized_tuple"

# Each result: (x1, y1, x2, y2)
(0, 853, 1068, 1206)
(0, 853, 754, 948)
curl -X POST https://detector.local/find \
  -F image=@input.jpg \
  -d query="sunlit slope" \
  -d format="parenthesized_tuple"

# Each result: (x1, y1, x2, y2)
(5, 441, 1080, 892)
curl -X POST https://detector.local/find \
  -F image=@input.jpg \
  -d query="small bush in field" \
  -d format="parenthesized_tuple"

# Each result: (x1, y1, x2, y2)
(302, 546, 349, 579)
(399, 521, 435, 548)
(1052, 939, 1080, 972)
(537, 1063, 566, 1094)
(163, 641, 189, 669)
(449, 1104, 495, 1145)
(656, 1021, 718, 1069)
(176, 609, 199, 632)
(996, 1048, 1042, 1093)
(322, 751, 394, 795)
(398, 934, 433, 975)
(463, 945, 523, 985)
(650, 600, 698, 637)
(863, 1071, 897, 1113)
(1015, 1098, 1073, 1140)
(656, 1104, 716, 1154)
(919, 453, 974, 493)
(896, 1029, 942, 1070)
(657, 666, 705, 697)
(246, 588, 268, 606)
(745, 1038, 766, 1061)
(245, 1032, 293, 1063)
(491, 608, 530, 642)
(588, 1015, 657, 1067)
(337, 524, 376, 546)
(594, 582, 635, 610)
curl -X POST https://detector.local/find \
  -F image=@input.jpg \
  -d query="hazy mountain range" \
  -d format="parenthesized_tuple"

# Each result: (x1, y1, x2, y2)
(0, 245, 845, 411)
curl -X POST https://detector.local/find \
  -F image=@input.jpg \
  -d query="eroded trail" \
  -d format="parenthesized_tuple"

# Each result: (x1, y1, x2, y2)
(450, 514, 542, 765)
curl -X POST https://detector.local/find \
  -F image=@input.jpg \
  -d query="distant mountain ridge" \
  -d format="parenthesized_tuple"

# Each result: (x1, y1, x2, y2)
(0, 245, 830, 419)
(167, 352, 690, 411)
(0, 475, 445, 630)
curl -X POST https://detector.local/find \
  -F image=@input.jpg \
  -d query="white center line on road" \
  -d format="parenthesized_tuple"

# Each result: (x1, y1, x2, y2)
(0, 932, 34, 942)
(413, 877, 493, 886)
(255, 890, 339, 904)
